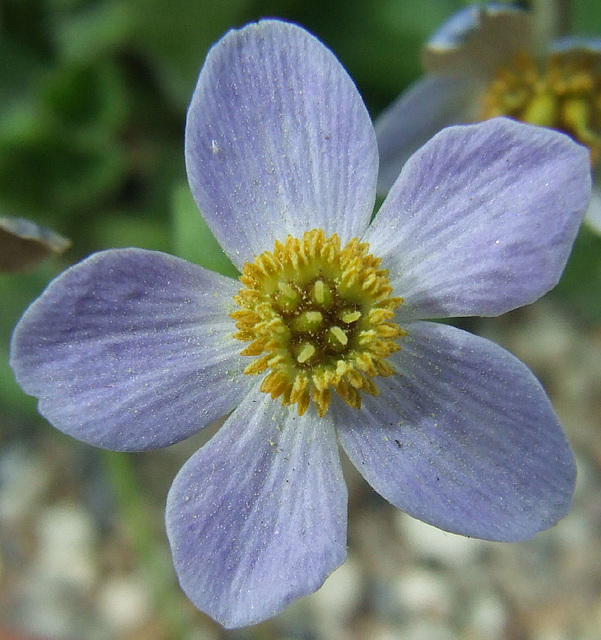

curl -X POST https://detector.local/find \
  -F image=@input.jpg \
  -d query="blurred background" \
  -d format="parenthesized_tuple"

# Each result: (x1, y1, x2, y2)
(2, 0, 601, 638)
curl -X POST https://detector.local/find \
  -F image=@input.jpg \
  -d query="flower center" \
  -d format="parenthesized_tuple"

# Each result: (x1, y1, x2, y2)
(231, 229, 406, 417)
(481, 51, 601, 164)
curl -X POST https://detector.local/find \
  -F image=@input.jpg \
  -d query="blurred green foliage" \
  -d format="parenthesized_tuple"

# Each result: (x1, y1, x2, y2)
(1, 0, 600, 426)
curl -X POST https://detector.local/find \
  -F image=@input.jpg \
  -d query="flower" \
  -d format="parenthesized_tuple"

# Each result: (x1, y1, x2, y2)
(10, 19, 591, 629)
(375, 4, 601, 233)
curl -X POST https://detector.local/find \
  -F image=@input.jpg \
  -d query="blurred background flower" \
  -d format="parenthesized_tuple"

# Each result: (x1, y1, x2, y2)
(374, 3, 601, 234)
(2, 1, 601, 639)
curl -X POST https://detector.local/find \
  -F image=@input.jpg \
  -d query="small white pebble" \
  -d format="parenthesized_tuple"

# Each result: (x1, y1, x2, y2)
(309, 557, 363, 621)
(394, 570, 453, 616)
(36, 503, 97, 590)
(396, 514, 486, 567)
(97, 575, 152, 633)
(469, 593, 507, 638)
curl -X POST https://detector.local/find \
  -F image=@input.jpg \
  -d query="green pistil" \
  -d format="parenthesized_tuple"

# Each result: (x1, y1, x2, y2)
(292, 310, 323, 333)
(312, 279, 332, 306)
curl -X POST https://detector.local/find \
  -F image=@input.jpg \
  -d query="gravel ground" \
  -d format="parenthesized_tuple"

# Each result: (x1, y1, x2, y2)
(2, 299, 601, 640)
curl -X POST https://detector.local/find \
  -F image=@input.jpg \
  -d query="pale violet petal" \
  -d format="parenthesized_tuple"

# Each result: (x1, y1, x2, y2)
(186, 20, 378, 269)
(334, 322, 576, 542)
(166, 388, 347, 628)
(365, 118, 591, 320)
(10, 249, 250, 451)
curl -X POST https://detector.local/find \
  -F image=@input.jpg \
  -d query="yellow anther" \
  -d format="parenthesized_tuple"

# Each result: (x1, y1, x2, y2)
(260, 371, 288, 398)
(336, 360, 352, 377)
(362, 272, 377, 290)
(376, 323, 403, 338)
(369, 308, 395, 323)
(297, 390, 311, 416)
(358, 329, 377, 345)
(268, 354, 285, 367)
(290, 374, 309, 403)
(233, 329, 254, 341)
(312, 369, 334, 392)
(244, 354, 270, 375)
(312, 386, 331, 417)
(375, 360, 396, 377)
(297, 343, 316, 363)
(240, 337, 268, 356)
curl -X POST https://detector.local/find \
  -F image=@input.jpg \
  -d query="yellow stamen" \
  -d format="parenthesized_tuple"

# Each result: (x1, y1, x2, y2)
(231, 229, 405, 417)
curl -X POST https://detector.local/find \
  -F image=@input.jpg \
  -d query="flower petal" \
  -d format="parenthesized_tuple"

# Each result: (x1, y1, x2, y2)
(334, 322, 576, 542)
(423, 5, 531, 76)
(10, 249, 250, 451)
(185, 20, 378, 269)
(375, 74, 484, 195)
(365, 118, 591, 320)
(166, 388, 347, 628)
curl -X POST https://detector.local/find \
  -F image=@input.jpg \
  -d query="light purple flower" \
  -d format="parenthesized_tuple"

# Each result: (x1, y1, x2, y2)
(10, 20, 591, 628)
(375, 4, 601, 233)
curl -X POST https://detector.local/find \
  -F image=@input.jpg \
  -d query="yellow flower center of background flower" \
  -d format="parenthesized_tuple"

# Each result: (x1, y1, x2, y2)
(231, 229, 406, 417)
(481, 51, 601, 164)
